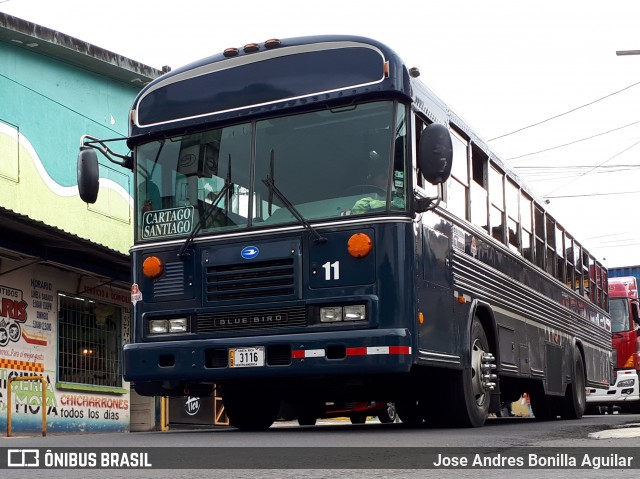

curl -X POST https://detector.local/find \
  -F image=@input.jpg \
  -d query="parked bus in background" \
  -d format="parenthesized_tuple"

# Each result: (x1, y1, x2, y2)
(587, 276, 640, 414)
(76, 35, 612, 429)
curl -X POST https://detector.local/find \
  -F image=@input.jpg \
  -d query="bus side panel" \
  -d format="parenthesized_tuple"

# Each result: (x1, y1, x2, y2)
(374, 223, 415, 334)
(416, 218, 460, 367)
(583, 342, 613, 389)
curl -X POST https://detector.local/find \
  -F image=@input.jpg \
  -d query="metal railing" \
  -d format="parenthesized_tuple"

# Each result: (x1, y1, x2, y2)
(7, 375, 47, 437)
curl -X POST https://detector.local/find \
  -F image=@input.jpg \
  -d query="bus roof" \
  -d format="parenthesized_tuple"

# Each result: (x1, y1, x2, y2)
(129, 35, 411, 137)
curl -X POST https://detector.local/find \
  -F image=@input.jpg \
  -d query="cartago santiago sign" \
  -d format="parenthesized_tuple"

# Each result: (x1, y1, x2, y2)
(142, 206, 194, 239)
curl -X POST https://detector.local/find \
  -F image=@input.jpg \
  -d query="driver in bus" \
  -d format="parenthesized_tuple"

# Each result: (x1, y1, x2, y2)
(351, 150, 405, 214)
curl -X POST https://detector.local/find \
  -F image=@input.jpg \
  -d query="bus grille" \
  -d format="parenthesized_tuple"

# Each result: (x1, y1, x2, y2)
(205, 258, 295, 302)
(153, 262, 185, 298)
(197, 305, 307, 332)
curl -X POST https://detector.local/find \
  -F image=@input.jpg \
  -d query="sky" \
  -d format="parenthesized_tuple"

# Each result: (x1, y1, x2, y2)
(3, 0, 640, 268)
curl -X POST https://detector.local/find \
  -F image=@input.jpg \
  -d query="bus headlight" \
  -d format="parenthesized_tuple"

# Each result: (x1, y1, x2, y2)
(320, 307, 342, 322)
(618, 379, 635, 388)
(344, 305, 366, 320)
(320, 305, 366, 322)
(168, 318, 188, 333)
(149, 318, 189, 334)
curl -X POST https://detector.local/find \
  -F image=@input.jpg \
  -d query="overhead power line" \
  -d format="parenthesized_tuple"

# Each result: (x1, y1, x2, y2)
(515, 164, 640, 170)
(515, 164, 640, 182)
(590, 238, 640, 248)
(542, 137, 640, 197)
(545, 190, 640, 199)
(488, 80, 640, 142)
(506, 121, 640, 161)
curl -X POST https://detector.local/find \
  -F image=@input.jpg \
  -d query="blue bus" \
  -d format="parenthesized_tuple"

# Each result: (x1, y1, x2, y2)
(77, 35, 612, 429)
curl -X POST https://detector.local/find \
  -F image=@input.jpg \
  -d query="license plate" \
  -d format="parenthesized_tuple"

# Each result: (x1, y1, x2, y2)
(229, 347, 265, 368)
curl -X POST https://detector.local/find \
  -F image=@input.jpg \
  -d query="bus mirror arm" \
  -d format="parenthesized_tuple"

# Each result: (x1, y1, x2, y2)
(413, 185, 442, 213)
(80, 135, 132, 169)
(77, 135, 132, 204)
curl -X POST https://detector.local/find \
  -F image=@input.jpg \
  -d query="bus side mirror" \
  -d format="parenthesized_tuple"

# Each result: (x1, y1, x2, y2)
(77, 147, 99, 204)
(418, 123, 453, 185)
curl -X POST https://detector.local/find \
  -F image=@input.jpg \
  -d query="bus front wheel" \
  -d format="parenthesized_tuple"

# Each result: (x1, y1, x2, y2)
(449, 318, 493, 427)
(297, 414, 317, 426)
(395, 398, 425, 426)
(221, 385, 280, 431)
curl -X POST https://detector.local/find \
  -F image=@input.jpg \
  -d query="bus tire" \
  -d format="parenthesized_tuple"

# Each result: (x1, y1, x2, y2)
(222, 386, 280, 431)
(395, 398, 425, 426)
(560, 347, 586, 419)
(449, 318, 492, 427)
(584, 404, 599, 415)
(530, 385, 558, 420)
(377, 402, 398, 423)
(350, 414, 367, 424)
(297, 415, 317, 426)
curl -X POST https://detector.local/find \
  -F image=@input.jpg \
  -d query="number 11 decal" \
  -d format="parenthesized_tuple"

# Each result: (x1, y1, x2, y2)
(322, 261, 340, 280)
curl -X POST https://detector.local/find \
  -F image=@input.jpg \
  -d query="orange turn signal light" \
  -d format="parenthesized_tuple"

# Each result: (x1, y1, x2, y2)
(347, 233, 373, 258)
(143, 256, 163, 279)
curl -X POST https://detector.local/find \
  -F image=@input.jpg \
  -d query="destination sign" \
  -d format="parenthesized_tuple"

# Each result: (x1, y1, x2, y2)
(142, 206, 194, 239)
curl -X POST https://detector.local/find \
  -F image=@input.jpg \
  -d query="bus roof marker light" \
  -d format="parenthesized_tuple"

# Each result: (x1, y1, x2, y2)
(143, 256, 164, 279)
(418, 312, 424, 324)
(243, 43, 260, 53)
(264, 39, 282, 49)
(347, 233, 373, 258)
(223, 47, 239, 58)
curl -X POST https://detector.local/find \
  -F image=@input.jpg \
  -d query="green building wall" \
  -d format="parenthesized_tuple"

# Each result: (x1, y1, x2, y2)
(0, 38, 143, 254)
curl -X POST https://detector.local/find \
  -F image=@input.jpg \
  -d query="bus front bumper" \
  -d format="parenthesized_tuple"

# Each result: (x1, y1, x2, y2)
(123, 328, 414, 383)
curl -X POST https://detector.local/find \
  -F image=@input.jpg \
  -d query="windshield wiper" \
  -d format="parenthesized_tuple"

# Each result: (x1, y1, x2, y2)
(178, 155, 233, 259)
(262, 150, 326, 244)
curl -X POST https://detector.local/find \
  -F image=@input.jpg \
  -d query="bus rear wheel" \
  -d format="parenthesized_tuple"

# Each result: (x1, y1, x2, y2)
(560, 347, 586, 419)
(221, 385, 280, 431)
(530, 385, 559, 420)
(449, 318, 493, 427)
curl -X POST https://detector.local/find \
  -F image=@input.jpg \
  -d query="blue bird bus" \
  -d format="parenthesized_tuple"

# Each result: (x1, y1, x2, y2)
(77, 35, 612, 429)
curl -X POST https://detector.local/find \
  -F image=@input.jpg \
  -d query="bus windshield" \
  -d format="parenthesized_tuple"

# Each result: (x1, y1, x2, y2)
(135, 100, 407, 241)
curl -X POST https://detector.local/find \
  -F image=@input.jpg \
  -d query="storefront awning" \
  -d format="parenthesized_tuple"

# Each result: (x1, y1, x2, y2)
(0, 207, 130, 285)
